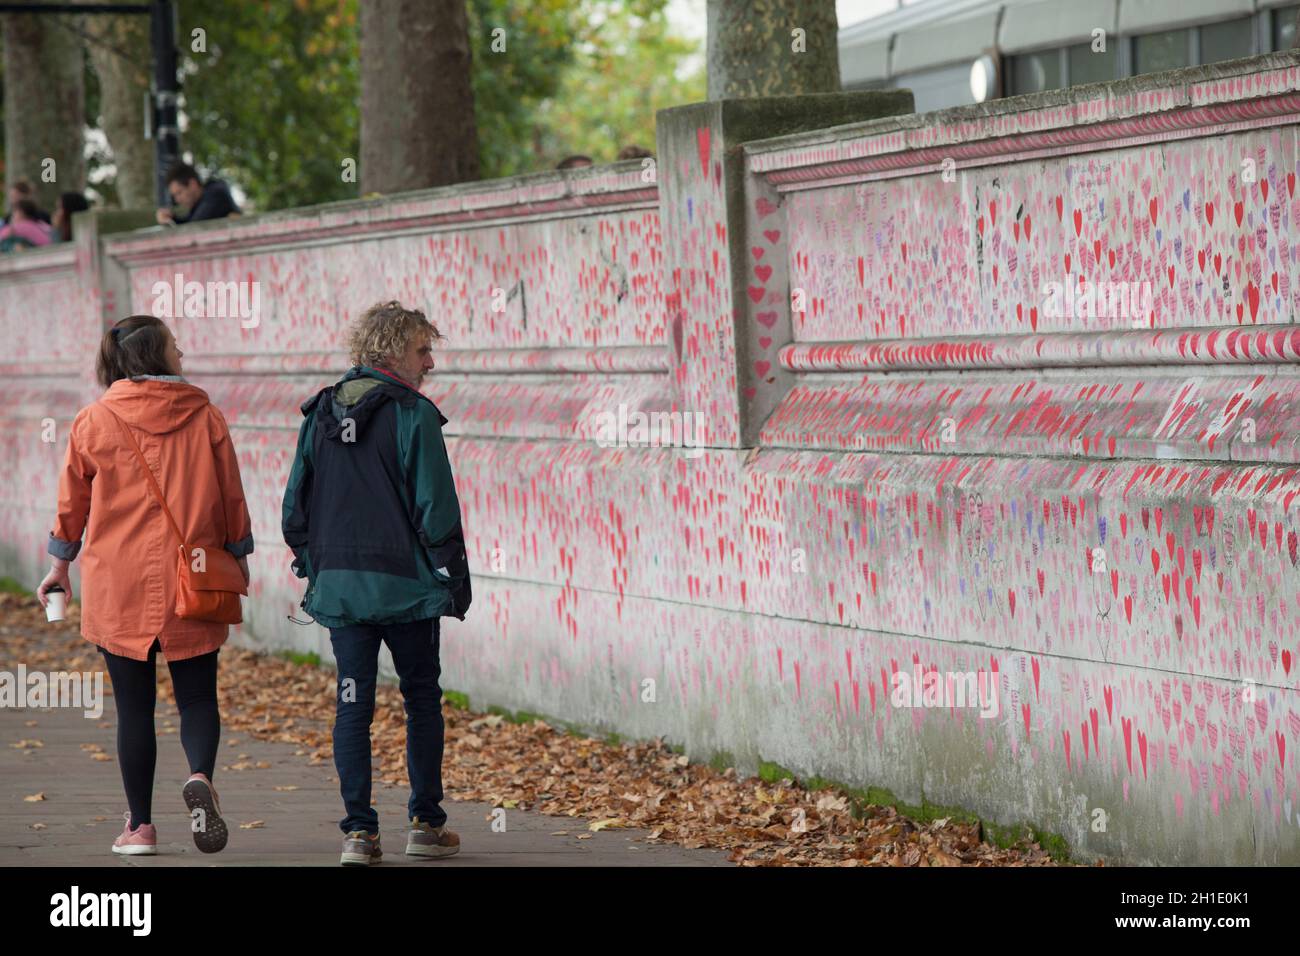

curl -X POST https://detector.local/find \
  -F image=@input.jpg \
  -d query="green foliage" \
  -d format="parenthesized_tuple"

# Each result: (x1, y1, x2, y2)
(176, 0, 361, 212)
(442, 689, 471, 710)
(466, 0, 578, 178)
(275, 649, 322, 667)
(531, 0, 705, 167)
(169, 0, 702, 211)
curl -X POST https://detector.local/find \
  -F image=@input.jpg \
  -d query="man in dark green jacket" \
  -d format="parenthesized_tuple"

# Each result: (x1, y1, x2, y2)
(282, 300, 471, 865)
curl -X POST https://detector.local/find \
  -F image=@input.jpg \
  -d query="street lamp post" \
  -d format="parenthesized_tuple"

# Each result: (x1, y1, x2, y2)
(0, 1, 178, 205)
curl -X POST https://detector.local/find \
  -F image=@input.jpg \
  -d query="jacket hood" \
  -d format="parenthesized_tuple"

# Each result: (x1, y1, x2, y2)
(99, 378, 211, 435)
(301, 366, 447, 442)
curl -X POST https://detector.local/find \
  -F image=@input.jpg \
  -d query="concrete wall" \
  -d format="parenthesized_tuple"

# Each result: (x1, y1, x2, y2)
(6, 54, 1300, 863)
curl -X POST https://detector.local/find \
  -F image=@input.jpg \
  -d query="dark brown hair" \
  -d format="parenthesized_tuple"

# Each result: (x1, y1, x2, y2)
(165, 162, 201, 186)
(96, 315, 173, 388)
(56, 192, 90, 242)
(556, 154, 594, 170)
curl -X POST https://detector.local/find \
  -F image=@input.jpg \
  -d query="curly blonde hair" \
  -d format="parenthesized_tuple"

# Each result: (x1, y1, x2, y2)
(346, 301, 442, 368)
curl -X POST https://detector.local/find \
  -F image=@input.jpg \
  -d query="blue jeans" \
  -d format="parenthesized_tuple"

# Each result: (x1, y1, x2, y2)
(328, 617, 446, 835)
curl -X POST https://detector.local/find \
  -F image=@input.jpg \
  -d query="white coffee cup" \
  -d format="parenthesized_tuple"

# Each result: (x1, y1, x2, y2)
(45, 586, 66, 623)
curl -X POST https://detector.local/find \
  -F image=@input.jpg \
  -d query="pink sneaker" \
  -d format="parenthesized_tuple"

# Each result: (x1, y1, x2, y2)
(111, 811, 157, 855)
(182, 772, 228, 853)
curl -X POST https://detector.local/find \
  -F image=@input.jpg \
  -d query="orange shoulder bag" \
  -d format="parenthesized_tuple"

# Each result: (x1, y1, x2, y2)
(104, 406, 247, 624)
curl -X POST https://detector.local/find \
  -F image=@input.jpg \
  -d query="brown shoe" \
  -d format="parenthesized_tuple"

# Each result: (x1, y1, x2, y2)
(406, 817, 459, 858)
(341, 830, 382, 866)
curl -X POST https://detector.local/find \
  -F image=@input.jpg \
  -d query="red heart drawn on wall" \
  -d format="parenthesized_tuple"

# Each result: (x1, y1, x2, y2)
(696, 126, 711, 178)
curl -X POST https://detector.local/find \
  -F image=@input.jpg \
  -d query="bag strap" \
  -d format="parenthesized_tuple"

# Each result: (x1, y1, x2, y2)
(101, 404, 187, 547)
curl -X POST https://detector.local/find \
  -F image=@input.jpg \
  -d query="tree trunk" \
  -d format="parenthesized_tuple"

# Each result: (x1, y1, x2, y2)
(2, 2, 86, 210)
(83, 3, 152, 209)
(707, 0, 840, 100)
(360, 0, 479, 194)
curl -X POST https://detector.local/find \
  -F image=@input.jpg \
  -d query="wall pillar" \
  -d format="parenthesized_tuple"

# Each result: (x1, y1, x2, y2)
(655, 91, 912, 446)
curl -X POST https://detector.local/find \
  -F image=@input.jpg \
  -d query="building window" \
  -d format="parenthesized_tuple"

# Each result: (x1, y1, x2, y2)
(1274, 6, 1299, 51)
(1067, 41, 1118, 87)
(1009, 49, 1061, 95)
(1004, 16, 1263, 103)
(1134, 28, 1192, 75)
(1201, 17, 1253, 63)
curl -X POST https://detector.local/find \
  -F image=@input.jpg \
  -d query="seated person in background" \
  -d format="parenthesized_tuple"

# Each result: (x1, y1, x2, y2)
(156, 162, 240, 225)
(49, 192, 90, 244)
(4, 178, 51, 225)
(617, 144, 653, 160)
(0, 198, 53, 252)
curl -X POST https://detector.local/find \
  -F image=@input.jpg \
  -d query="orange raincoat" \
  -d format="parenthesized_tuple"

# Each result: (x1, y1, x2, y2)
(48, 377, 254, 661)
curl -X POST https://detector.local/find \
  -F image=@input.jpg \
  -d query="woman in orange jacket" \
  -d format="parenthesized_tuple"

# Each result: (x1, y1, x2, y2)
(36, 314, 254, 857)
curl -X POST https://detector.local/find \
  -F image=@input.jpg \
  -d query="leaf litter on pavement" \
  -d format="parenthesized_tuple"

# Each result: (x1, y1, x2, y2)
(2, 593, 1067, 866)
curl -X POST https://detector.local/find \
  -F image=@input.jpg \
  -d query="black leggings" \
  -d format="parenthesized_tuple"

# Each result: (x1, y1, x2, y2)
(98, 639, 220, 828)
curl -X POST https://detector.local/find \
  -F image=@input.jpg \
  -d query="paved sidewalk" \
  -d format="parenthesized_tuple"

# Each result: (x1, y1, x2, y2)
(1, 690, 731, 867)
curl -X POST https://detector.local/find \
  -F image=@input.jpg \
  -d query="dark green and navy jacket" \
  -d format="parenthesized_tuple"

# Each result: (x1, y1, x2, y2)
(281, 365, 471, 628)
